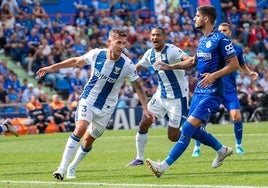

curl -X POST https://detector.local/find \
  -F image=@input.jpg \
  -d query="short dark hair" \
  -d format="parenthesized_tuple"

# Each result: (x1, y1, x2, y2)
(219, 22, 231, 30)
(152, 27, 166, 35)
(109, 28, 128, 39)
(197, 5, 217, 24)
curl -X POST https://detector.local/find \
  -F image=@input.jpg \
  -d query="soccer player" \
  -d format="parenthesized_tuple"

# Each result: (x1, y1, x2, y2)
(36, 28, 155, 180)
(127, 27, 189, 166)
(145, 5, 239, 178)
(191, 22, 259, 157)
(0, 118, 18, 137)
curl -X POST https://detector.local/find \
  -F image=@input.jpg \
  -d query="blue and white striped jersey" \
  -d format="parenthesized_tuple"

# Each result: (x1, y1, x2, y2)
(80, 48, 139, 112)
(137, 44, 189, 99)
(195, 29, 236, 96)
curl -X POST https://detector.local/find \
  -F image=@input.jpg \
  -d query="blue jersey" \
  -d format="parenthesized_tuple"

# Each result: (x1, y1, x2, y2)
(195, 29, 236, 96)
(222, 43, 245, 93)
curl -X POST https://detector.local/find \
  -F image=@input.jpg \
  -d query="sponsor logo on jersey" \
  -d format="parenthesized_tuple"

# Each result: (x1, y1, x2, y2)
(225, 42, 235, 55)
(95, 69, 116, 83)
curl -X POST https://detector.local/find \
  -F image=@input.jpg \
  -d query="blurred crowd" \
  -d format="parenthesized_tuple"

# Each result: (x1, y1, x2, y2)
(0, 0, 268, 131)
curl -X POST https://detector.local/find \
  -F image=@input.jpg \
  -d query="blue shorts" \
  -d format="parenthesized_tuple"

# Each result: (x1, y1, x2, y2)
(188, 93, 222, 123)
(222, 91, 241, 111)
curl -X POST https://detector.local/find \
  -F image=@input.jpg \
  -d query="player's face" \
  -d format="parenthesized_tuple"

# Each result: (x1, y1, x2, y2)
(108, 35, 127, 59)
(193, 11, 205, 30)
(218, 25, 231, 37)
(150, 28, 165, 52)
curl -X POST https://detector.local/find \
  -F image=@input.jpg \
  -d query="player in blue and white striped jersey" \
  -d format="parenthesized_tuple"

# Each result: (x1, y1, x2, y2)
(36, 28, 155, 180)
(128, 27, 190, 166)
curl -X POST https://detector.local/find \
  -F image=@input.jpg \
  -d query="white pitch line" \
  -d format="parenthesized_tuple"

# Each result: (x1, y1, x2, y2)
(0, 180, 266, 188)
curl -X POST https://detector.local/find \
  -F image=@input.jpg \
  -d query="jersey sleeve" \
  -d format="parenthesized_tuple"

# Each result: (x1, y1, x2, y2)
(127, 60, 139, 82)
(83, 48, 99, 65)
(136, 49, 152, 68)
(168, 45, 187, 64)
(234, 45, 246, 66)
(219, 36, 236, 59)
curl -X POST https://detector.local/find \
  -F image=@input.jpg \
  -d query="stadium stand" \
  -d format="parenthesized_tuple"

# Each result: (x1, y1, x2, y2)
(0, 0, 268, 135)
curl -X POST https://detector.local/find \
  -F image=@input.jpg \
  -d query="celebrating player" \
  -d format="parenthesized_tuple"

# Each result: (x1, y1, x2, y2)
(127, 27, 190, 166)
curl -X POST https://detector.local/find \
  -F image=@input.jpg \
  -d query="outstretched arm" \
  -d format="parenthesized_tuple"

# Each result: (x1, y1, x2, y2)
(36, 56, 86, 78)
(154, 56, 196, 71)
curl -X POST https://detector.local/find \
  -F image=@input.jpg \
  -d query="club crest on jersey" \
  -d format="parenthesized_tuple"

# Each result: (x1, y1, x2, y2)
(206, 41, 212, 48)
(161, 54, 167, 61)
(113, 67, 121, 74)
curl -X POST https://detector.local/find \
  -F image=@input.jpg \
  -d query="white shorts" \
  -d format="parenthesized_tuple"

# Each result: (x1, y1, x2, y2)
(148, 94, 188, 128)
(75, 99, 112, 138)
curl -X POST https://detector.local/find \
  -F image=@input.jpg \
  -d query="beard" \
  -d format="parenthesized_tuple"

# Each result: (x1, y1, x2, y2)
(195, 22, 205, 30)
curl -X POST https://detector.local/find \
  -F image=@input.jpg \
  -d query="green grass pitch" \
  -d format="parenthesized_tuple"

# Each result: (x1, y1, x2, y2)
(0, 122, 267, 188)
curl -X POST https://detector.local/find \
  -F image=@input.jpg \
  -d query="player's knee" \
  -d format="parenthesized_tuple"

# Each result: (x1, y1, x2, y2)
(139, 115, 154, 131)
(231, 114, 242, 122)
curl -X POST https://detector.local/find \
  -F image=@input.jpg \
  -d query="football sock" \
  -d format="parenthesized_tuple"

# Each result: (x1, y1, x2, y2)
(234, 121, 243, 145)
(194, 141, 201, 150)
(165, 121, 196, 166)
(136, 130, 148, 160)
(192, 126, 223, 151)
(59, 133, 80, 171)
(0, 125, 3, 133)
(68, 145, 92, 170)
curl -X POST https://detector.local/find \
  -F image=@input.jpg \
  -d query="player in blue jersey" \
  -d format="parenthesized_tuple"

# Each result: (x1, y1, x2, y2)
(36, 28, 155, 181)
(127, 27, 189, 166)
(192, 22, 259, 157)
(0, 119, 18, 137)
(144, 5, 239, 178)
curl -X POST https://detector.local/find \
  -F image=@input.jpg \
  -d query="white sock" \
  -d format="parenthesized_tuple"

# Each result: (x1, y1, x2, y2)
(136, 132, 148, 161)
(217, 146, 227, 155)
(68, 146, 90, 170)
(58, 135, 80, 172)
(160, 161, 169, 171)
(194, 146, 200, 151)
(236, 144, 241, 148)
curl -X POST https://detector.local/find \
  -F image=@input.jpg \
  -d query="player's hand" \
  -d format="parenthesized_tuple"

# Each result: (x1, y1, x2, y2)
(36, 66, 53, 78)
(199, 73, 215, 88)
(144, 109, 156, 123)
(154, 61, 170, 71)
(249, 71, 259, 81)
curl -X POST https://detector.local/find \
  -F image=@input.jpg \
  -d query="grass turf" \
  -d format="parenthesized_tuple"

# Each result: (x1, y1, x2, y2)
(0, 122, 267, 188)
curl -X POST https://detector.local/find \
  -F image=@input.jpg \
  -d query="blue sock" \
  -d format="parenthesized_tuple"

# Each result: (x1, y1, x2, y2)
(0, 125, 3, 133)
(192, 127, 222, 151)
(165, 121, 196, 165)
(234, 121, 243, 145)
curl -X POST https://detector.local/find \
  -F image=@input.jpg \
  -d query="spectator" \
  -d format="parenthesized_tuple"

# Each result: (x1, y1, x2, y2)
(258, 70, 268, 92)
(49, 94, 70, 132)
(0, 82, 9, 111)
(21, 82, 37, 103)
(25, 95, 49, 133)
(237, 83, 256, 122)
(1, 0, 20, 15)
(220, 0, 233, 22)
(69, 68, 83, 93)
